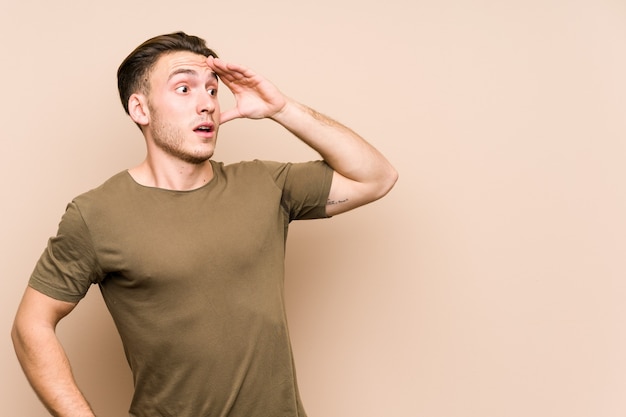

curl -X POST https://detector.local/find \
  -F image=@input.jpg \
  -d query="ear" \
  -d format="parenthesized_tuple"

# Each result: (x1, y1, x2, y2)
(128, 93, 150, 126)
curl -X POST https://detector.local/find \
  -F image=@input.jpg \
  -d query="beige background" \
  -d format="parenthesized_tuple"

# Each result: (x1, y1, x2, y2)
(2, 0, 625, 416)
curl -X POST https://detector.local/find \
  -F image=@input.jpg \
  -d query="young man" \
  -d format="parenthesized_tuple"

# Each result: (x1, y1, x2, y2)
(12, 32, 397, 417)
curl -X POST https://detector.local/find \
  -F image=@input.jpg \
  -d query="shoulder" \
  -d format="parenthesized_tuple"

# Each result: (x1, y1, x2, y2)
(71, 171, 134, 211)
(220, 159, 330, 181)
(217, 159, 285, 182)
(76, 171, 131, 195)
(220, 159, 278, 173)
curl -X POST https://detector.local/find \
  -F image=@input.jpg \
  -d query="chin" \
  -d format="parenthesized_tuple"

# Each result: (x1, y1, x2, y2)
(182, 155, 212, 165)
(184, 149, 215, 165)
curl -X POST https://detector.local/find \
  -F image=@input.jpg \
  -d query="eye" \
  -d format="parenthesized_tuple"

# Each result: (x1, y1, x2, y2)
(208, 88, 217, 96)
(176, 85, 189, 94)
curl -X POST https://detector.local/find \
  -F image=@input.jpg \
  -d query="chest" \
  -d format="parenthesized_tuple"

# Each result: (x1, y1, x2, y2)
(91, 181, 286, 291)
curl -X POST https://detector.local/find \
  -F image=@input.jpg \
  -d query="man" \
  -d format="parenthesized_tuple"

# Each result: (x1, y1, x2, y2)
(11, 32, 397, 417)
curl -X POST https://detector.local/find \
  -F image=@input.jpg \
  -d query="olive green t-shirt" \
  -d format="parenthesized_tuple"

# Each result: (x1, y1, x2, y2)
(29, 159, 333, 417)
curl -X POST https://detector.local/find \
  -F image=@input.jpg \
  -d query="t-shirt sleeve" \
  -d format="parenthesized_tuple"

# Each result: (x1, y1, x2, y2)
(29, 201, 104, 303)
(260, 160, 334, 221)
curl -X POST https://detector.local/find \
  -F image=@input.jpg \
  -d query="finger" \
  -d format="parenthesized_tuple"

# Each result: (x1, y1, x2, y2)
(219, 108, 242, 124)
(208, 57, 239, 76)
(207, 57, 233, 83)
(208, 57, 256, 83)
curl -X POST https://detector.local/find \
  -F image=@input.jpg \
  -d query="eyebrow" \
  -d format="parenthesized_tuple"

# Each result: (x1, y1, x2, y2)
(167, 68, 218, 82)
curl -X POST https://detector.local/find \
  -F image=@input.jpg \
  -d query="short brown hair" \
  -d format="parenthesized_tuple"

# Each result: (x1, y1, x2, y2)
(117, 31, 218, 114)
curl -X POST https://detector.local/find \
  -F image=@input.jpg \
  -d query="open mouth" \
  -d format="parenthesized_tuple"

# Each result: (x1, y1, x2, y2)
(194, 123, 215, 135)
(194, 125, 213, 133)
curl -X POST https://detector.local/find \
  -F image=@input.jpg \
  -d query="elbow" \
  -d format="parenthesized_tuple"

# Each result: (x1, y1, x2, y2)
(11, 316, 19, 343)
(11, 317, 25, 351)
(375, 164, 399, 200)
(11, 321, 25, 361)
(11, 309, 37, 353)
(387, 165, 399, 192)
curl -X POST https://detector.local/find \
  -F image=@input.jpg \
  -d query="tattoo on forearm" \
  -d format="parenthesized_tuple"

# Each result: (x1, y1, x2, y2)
(327, 198, 349, 206)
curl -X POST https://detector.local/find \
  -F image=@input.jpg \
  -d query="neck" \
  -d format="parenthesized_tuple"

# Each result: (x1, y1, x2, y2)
(128, 156, 214, 191)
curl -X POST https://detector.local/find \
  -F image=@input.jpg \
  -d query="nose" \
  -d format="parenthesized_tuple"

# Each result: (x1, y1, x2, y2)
(197, 91, 216, 115)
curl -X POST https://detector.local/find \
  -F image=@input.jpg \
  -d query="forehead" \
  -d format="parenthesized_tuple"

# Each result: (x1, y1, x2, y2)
(151, 51, 213, 82)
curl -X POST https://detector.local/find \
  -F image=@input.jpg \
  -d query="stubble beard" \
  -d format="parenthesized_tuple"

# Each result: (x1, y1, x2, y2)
(149, 106, 215, 165)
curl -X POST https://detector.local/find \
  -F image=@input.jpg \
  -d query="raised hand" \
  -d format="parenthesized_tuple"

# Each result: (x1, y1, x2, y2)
(207, 56, 288, 124)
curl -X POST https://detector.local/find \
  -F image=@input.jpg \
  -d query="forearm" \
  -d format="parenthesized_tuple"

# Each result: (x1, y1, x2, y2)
(210, 57, 397, 213)
(271, 98, 397, 194)
(12, 323, 95, 417)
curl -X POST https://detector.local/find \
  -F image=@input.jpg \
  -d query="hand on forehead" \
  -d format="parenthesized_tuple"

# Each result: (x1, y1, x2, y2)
(167, 52, 213, 73)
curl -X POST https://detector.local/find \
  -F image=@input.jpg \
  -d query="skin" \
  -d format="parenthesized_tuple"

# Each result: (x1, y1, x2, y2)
(126, 52, 222, 190)
(11, 50, 398, 416)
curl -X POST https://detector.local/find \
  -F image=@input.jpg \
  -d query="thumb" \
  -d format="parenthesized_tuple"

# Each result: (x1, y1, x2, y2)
(219, 108, 242, 124)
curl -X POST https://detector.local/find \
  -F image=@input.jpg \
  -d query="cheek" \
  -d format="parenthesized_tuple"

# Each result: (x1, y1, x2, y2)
(155, 102, 187, 123)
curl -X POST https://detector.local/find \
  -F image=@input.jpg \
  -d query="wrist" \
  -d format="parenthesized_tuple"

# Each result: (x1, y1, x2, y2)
(269, 97, 297, 124)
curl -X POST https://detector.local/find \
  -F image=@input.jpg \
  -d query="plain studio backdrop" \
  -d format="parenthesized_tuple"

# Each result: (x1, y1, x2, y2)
(1, 1, 625, 416)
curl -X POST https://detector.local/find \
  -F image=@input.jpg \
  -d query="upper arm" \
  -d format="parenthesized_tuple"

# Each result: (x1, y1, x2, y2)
(325, 169, 397, 216)
(13, 286, 78, 333)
